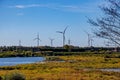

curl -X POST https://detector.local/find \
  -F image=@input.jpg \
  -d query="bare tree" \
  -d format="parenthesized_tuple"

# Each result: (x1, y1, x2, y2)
(88, 0, 120, 46)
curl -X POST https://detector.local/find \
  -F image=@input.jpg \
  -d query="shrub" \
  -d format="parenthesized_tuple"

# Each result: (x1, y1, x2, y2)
(3, 72, 25, 80)
(45, 56, 64, 61)
(0, 76, 2, 80)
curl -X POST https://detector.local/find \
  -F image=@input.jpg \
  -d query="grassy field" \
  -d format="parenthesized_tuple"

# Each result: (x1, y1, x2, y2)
(0, 53, 120, 80)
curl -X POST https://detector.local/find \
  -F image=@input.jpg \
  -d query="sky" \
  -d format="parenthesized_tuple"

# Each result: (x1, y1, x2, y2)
(0, 0, 107, 47)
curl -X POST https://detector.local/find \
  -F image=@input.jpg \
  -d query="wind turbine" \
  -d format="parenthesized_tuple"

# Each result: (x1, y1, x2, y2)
(19, 40, 21, 47)
(84, 31, 93, 47)
(34, 33, 41, 47)
(90, 38, 94, 47)
(49, 38, 54, 47)
(56, 26, 68, 47)
(68, 39, 71, 45)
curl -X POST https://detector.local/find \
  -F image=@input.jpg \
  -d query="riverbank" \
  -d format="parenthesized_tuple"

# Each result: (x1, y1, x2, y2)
(0, 54, 120, 80)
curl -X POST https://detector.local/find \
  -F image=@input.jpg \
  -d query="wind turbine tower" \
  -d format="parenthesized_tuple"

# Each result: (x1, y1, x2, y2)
(88, 34, 90, 47)
(68, 39, 71, 45)
(34, 33, 41, 47)
(49, 38, 54, 47)
(84, 31, 92, 47)
(56, 26, 68, 47)
(90, 38, 94, 47)
(19, 40, 21, 47)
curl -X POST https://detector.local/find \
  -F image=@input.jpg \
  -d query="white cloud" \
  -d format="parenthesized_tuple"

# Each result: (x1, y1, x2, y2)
(61, 5, 79, 9)
(9, 0, 105, 13)
(15, 5, 25, 9)
(11, 4, 49, 9)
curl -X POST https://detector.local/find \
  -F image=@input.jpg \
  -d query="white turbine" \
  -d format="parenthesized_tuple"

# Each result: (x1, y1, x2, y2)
(56, 26, 68, 47)
(34, 33, 41, 47)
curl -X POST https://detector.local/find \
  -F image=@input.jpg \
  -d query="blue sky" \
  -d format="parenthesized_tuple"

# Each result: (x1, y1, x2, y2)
(0, 0, 107, 47)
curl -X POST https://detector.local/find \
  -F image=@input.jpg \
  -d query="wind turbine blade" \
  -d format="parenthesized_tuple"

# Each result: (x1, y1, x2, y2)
(38, 39, 41, 41)
(64, 26, 68, 33)
(33, 38, 37, 41)
(56, 31, 63, 33)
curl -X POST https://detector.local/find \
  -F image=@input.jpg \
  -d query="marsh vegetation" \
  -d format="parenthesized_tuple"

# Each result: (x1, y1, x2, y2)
(0, 53, 120, 80)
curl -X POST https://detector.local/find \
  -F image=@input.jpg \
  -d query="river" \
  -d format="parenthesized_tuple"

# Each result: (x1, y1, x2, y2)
(0, 57, 45, 66)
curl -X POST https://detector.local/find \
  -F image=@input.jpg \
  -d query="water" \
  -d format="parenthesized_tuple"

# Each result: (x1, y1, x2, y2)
(100, 68, 120, 72)
(0, 57, 45, 66)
